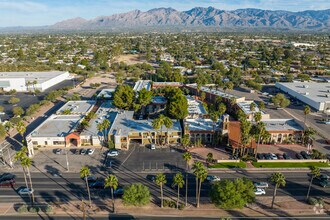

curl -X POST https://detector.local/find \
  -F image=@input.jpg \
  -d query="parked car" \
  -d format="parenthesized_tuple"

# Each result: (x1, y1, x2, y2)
(82, 176, 97, 183)
(254, 182, 269, 188)
(319, 180, 330, 188)
(150, 144, 156, 150)
(114, 187, 124, 197)
(18, 187, 34, 195)
(283, 153, 292, 160)
(257, 153, 264, 160)
(316, 174, 329, 182)
(269, 153, 278, 160)
(89, 181, 104, 189)
(80, 149, 87, 155)
(296, 153, 304, 160)
(264, 153, 271, 160)
(146, 174, 156, 182)
(254, 188, 266, 195)
(87, 148, 95, 155)
(107, 150, 119, 157)
(0, 179, 15, 187)
(276, 153, 284, 160)
(0, 173, 15, 182)
(300, 151, 311, 159)
(206, 175, 221, 182)
(55, 148, 63, 155)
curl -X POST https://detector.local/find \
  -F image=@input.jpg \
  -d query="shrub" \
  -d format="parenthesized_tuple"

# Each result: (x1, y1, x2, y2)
(45, 205, 53, 213)
(163, 199, 169, 207)
(17, 204, 28, 213)
(178, 204, 185, 210)
(122, 183, 150, 206)
(29, 206, 40, 213)
(307, 197, 318, 205)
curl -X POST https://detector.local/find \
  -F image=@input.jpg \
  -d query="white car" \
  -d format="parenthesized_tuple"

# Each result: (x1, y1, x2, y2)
(270, 153, 278, 160)
(206, 175, 221, 182)
(87, 148, 95, 155)
(254, 182, 269, 188)
(55, 149, 63, 155)
(150, 144, 156, 150)
(254, 188, 266, 195)
(107, 150, 119, 157)
(18, 187, 34, 195)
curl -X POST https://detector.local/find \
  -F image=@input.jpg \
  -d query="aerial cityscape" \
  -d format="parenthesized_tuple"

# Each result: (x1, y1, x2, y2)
(0, 0, 329, 219)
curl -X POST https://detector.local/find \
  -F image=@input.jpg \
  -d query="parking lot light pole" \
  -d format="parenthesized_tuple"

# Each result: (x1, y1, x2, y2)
(65, 149, 70, 172)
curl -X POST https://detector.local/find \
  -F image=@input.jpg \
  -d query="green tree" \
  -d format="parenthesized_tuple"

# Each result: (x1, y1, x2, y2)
(104, 174, 118, 212)
(258, 102, 265, 112)
(270, 172, 286, 208)
(137, 88, 153, 109)
(182, 152, 192, 206)
(306, 166, 320, 200)
(12, 106, 24, 116)
(122, 183, 150, 206)
(113, 85, 135, 110)
(163, 116, 173, 145)
(155, 173, 167, 208)
(167, 92, 188, 119)
(16, 121, 26, 143)
(80, 166, 92, 206)
(8, 97, 20, 104)
(0, 105, 4, 112)
(173, 172, 185, 209)
(210, 178, 255, 209)
(209, 111, 219, 144)
(218, 103, 227, 117)
(271, 93, 290, 109)
(0, 124, 6, 139)
(181, 134, 190, 148)
(151, 116, 162, 145)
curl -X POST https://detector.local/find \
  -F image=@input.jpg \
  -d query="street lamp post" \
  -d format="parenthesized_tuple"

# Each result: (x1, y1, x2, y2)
(65, 149, 70, 172)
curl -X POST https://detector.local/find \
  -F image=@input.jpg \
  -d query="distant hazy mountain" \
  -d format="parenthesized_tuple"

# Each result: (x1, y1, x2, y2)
(50, 7, 330, 31)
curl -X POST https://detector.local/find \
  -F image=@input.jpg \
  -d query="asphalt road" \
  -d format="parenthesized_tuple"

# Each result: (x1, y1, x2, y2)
(1, 171, 329, 204)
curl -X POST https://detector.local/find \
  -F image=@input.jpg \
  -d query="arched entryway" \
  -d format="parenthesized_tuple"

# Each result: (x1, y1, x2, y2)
(65, 132, 81, 147)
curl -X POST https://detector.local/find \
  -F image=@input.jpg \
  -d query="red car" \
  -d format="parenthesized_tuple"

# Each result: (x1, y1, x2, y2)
(0, 179, 15, 187)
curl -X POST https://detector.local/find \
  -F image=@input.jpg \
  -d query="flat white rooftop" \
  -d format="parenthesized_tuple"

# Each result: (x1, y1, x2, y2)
(237, 101, 265, 115)
(276, 82, 330, 103)
(30, 115, 82, 137)
(110, 111, 181, 136)
(0, 71, 68, 83)
(261, 119, 303, 131)
(133, 80, 151, 91)
(57, 100, 96, 115)
(186, 84, 241, 100)
(97, 89, 116, 99)
(185, 118, 220, 131)
(186, 95, 207, 115)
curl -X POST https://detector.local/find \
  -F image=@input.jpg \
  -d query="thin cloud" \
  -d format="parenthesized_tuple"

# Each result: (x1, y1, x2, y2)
(0, 0, 47, 12)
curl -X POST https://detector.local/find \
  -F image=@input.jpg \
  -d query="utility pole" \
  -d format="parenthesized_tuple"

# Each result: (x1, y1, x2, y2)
(7, 149, 13, 168)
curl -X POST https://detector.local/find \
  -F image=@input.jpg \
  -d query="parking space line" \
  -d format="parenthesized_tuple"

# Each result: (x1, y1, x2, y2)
(121, 145, 136, 166)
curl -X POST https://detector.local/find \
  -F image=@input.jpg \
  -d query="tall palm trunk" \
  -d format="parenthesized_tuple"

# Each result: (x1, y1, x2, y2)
(255, 134, 261, 159)
(111, 187, 115, 212)
(195, 177, 198, 206)
(160, 184, 163, 208)
(197, 178, 202, 208)
(85, 177, 92, 206)
(177, 186, 180, 209)
(26, 167, 35, 204)
(306, 177, 313, 200)
(22, 166, 32, 205)
(271, 185, 278, 208)
(185, 172, 188, 207)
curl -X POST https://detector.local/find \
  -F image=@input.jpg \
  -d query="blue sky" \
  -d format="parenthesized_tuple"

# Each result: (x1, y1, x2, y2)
(0, 0, 329, 27)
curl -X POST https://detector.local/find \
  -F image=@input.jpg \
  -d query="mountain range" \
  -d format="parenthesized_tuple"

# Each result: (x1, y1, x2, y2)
(50, 7, 330, 31)
(1, 6, 330, 33)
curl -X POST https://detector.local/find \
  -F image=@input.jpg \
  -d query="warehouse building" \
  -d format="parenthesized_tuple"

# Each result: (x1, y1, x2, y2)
(0, 71, 70, 92)
(275, 82, 330, 112)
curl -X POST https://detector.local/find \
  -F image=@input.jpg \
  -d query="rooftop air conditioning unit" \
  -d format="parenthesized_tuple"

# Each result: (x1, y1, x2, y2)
(304, 92, 309, 95)
(303, 85, 309, 88)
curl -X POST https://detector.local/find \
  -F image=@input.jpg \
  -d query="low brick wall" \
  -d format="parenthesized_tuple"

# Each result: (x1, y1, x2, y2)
(216, 159, 240, 163)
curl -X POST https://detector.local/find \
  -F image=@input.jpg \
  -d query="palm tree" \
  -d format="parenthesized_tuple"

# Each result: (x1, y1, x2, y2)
(163, 117, 173, 145)
(209, 111, 219, 145)
(182, 152, 192, 206)
(152, 118, 161, 145)
(306, 166, 320, 200)
(192, 161, 207, 208)
(173, 172, 184, 209)
(16, 121, 26, 143)
(80, 166, 92, 206)
(97, 122, 104, 142)
(303, 105, 310, 130)
(155, 173, 167, 208)
(14, 147, 31, 204)
(270, 172, 286, 208)
(104, 174, 118, 212)
(102, 119, 111, 141)
(21, 156, 35, 204)
(152, 114, 166, 145)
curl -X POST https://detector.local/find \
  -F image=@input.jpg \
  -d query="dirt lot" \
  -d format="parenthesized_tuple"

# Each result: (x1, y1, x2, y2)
(189, 147, 231, 162)
(113, 54, 147, 65)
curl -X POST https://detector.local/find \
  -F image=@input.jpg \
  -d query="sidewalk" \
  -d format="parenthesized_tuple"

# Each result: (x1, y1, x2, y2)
(0, 196, 328, 218)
